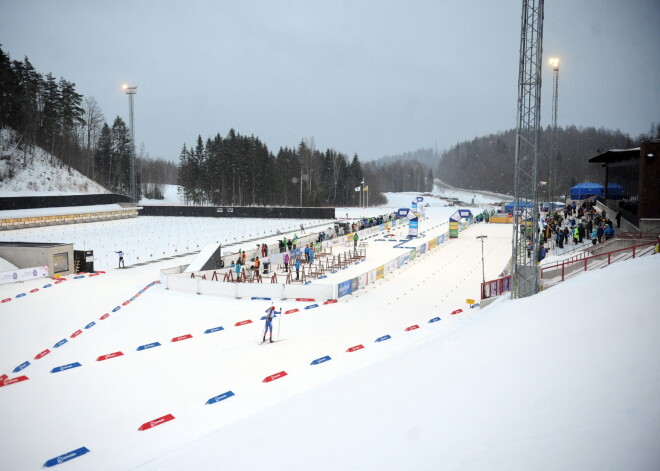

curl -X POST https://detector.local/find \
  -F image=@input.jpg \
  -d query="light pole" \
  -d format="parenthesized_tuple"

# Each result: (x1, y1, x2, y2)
(548, 57, 559, 208)
(122, 83, 137, 203)
(476, 235, 487, 283)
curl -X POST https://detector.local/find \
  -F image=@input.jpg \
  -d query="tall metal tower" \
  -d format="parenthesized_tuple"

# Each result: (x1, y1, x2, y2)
(511, 0, 545, 299)
(548, 57, 560, 205)
(123, 84, 138, 203)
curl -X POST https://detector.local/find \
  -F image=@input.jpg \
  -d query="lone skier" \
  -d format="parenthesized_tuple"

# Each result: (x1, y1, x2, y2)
(263, 305, 278, 343)
(116, 250, 125, 268)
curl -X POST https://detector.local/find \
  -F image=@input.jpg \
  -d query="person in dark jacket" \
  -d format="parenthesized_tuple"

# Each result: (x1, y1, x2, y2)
(596, 225, 604, 244)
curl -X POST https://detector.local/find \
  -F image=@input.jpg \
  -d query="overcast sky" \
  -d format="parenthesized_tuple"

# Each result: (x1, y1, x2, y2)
(2, 0, 658, 163)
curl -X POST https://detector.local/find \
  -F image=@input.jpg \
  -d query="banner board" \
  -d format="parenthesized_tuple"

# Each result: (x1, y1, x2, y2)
(0, 266, 49, 285)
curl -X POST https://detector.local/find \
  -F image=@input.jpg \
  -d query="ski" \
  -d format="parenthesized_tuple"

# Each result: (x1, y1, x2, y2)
(259, 339, 286, 345)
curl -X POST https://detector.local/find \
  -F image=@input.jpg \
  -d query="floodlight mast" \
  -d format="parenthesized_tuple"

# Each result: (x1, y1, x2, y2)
(511, 0, 545, 299)
(123, 84, 138, 203)
(549, 57, 560, 206)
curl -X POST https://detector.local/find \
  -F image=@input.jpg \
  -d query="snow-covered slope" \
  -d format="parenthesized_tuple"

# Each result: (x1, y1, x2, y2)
(0, 201, 658, 470)
(0, 127, 109, 196)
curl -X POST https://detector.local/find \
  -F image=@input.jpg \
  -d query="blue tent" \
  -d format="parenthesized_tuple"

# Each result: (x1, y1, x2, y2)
(570, 183, 604, 200)
(504, 201, 533, 213)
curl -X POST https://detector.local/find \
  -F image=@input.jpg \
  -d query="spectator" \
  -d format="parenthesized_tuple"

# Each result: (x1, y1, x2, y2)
(283, 252, 290, 272)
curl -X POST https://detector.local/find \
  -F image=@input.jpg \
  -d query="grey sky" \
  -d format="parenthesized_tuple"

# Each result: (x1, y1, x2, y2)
(2, 0, 658, 163)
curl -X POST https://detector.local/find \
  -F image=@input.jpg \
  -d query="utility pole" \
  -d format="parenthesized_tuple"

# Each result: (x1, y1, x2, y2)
(511, 0, 544, 299)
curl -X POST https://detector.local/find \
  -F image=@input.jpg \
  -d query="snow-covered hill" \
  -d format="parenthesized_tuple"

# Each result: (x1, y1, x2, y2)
(0, 127, 109, 196)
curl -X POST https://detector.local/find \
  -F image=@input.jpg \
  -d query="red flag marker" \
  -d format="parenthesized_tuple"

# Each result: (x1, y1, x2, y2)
(70, 329, 82, 338)
(405, 325, 420, 331)
(30, 288, 39, 293)
(171, 334, 193, 342)
(0, 375, 29, 388)
(35, 349, 51, 360)
(100, 313, 110, 320)
(0, 373, 7, 381)
(284, 308, 299, 314)
(97, 351, 124, 361)
(451, 309, 463, 315)
(347, 344, 365, 353)
(122, 300, 131, 306)
(323, 299, 337, 305)
(235, 320, 253, 326)
(295, 298, 315, 302)
(263, 371, 288, 383)
(138, 414, 175, 431)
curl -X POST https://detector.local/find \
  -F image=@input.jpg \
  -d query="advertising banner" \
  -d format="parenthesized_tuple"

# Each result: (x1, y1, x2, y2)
(358, 273, 369, 289)
(338, 279, 353, 297)
(376, 265, 385, 280)
(449, 221, 459, 238)
(481, 276, 513, 300)
(0, 266, 49, 285)
(408, 218, 419, 237)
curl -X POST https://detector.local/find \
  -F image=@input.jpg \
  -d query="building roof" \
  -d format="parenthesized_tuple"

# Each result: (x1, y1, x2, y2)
(588, 148, 640, 164)
(0, 242, 71, 248)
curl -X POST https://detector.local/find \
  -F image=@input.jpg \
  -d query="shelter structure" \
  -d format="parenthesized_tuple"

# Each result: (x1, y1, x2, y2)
(0, 242, 74, 277)
(589, 140, 660, 231)
(569, 183, 604, 200)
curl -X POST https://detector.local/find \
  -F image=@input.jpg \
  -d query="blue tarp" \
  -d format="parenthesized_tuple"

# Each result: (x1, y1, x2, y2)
(606, 183, 624, 200)
(570, 183, 604, 200)
(504, 201, 533, 213)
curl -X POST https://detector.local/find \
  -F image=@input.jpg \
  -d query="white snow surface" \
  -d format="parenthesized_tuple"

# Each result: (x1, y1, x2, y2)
(0, 191, 659, 470)
(0, 128, 109, 196)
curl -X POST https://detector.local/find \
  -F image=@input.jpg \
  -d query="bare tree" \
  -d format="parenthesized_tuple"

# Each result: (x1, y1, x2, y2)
(83, 96, 104, 176)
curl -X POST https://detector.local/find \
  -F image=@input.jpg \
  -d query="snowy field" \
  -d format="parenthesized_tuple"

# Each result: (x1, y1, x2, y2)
(1, 191, 659, 470)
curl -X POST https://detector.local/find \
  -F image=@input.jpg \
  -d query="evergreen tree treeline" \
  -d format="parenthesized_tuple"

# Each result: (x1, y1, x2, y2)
(177, 132, 385, 207)
(0, 45, 176, 196)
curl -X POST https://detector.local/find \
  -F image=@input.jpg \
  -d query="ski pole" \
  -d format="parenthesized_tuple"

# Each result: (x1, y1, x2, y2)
(277, 307, 282, 340)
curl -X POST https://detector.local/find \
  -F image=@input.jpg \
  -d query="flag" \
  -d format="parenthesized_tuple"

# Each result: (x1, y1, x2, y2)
(354, 186, 360, 192)
(363, 186, 368, 191)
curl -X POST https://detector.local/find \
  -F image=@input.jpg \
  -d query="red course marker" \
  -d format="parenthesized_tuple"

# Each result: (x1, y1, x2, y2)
(171, 334, 193, 342)
(323, 299, 337, 305)
(405, 325, 420, 331)
(100, 313, 110, 320)
(451, 309, 463, 315)
(284, 309, 299, 315)
(29, 288, 39, 293)
(295, 298, 315, 302)
(122, 300, 131, 306)
(1, 298, 12, 303)
(235, 320, 253, 326)
(70, 329, 83, 338)
(263, 371, 288, 383)
(347, 344, 365, 353)
(97, 351, 124, 361)
(0, 375, 29, 388)
(0, 373, 7, 381)
(35, 349, 50, 360)
(138, 413, 175, 431)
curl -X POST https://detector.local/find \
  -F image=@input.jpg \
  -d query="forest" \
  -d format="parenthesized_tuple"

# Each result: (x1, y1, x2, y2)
(0, 46, 176, 199)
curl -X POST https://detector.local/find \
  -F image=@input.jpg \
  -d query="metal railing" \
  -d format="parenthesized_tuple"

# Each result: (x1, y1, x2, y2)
(540, 240, 656, 287)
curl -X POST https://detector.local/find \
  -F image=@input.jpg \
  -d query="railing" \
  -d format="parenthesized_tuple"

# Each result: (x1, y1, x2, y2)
(615, 232, 660, 240)
(540, 241, 656, 287)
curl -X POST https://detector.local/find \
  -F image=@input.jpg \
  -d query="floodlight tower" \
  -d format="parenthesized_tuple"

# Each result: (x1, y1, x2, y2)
(511, 0, 545, 299)
(123, 83, 138, 203)
(548, 57, 560, 206)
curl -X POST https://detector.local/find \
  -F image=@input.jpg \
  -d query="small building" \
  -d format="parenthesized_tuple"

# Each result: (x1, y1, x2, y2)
(589, 139, 660, 232)
(0, 242, 74, 277)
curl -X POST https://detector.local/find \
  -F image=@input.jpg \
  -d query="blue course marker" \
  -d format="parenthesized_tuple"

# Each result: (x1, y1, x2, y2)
(204, 326, 224, 334)
(251, 297, 271, 301)
(43, 284, 52, 288)
(85, 321, 96, 329)
(304, 281, 312, 285)
(112, 306, 121, 312)
(206, 390, 235, 405)
(53, 339, 68, 348)
(13, 361, 30, 373)
(318, 275, 328, 279)
(130, 296, 137, 301)
(304, 304, 319, 310)
(137, 342, 161, 351)
(470, 303, 480, 309)
(51, 362, 82, 373)
(375, 335, 391, 342)
(44, 446, 91, 467)
(74, 275, 85, 279)
(428, 317, 441, 323)
(16, 293, 26, 298)
(311, 355, 332, 365)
